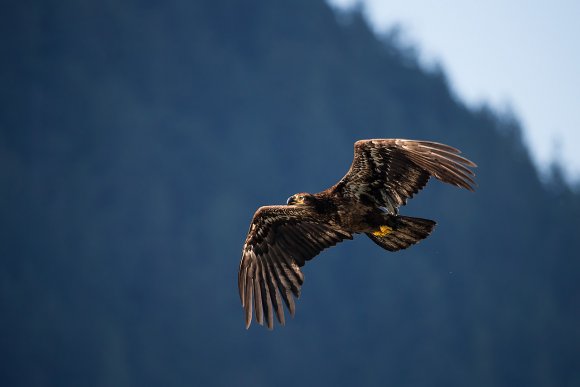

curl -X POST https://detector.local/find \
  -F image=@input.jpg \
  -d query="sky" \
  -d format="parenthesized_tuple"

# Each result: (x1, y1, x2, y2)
(328, 0, 580, 182)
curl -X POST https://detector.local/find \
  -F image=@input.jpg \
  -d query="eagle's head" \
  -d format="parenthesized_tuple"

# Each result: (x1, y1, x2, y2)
(286, 193, 315, 206)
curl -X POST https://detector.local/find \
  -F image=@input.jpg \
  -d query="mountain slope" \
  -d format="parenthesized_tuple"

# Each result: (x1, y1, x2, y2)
(1, 1, 578, 386)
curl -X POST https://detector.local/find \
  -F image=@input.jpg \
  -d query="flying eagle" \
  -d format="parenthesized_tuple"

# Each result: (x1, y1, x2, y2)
(238, 139, 476, 329)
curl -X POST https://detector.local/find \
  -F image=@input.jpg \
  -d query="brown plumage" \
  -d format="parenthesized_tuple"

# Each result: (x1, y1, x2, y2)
(238, 139, 477, 329)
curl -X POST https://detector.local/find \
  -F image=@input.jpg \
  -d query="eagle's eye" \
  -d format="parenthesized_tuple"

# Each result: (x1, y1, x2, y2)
(287, 194, 307, 205)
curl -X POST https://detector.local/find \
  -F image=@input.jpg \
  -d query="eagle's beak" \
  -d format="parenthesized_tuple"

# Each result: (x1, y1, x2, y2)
(286, 196, 295, 205)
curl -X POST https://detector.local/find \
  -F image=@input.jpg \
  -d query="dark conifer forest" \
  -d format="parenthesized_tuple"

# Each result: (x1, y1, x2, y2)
(1, 1, 579, 386)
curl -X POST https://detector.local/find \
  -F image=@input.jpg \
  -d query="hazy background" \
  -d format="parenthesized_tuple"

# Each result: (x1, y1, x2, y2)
(1, 1, 579, 386)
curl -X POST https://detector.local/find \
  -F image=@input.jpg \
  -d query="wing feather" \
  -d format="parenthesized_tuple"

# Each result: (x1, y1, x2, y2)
(239, 205, 352, 329)
(238, 265, 247, 306)
(263, 256, 285, 326)
(244, 262, 254, 329)
(267, 250, 296, 317)
(331, 139, 476, 212)
(257, 257, 274, 329)
(271, 244, 302, 297)
(253, 257, 264, 326)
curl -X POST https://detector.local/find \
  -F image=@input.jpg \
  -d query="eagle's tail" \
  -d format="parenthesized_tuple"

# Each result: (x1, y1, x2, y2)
(366, 216, 436, 252)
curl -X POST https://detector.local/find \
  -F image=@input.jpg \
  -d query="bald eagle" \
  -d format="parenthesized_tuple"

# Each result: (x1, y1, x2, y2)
(238, 139, 476, 329)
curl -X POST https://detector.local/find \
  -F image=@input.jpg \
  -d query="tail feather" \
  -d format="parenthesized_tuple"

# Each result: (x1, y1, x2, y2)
(366, 216, 436, 252)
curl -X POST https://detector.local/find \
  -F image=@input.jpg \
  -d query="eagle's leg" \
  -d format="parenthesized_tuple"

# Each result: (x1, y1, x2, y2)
(372, 225, 393, 237)
(366, 215, 436, 252)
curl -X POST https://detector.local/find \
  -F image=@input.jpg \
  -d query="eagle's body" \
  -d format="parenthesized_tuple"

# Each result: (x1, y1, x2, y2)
(239, 139, 476, 329)
(290, 192, 389, 234)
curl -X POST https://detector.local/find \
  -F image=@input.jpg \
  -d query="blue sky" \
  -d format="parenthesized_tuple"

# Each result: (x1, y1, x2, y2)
(328, 0, 580, 182)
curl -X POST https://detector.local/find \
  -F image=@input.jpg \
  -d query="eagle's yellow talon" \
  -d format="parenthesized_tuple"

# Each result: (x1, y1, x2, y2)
(372, 225, 393, 237)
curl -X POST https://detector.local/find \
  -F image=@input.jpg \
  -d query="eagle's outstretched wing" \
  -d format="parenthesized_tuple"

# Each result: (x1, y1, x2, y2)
(331, 139, 477, 214)
(238, 205, 352, 329)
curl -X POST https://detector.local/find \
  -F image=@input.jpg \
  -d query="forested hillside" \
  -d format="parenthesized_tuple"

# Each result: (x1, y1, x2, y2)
(1, 1, 579, 386)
